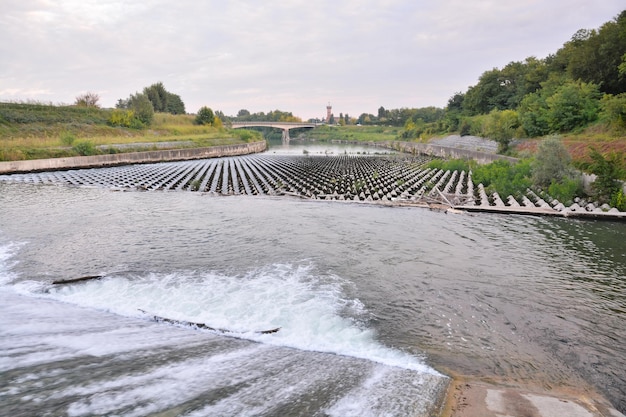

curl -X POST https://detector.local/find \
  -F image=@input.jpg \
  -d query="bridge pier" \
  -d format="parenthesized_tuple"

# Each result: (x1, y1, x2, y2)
(281, 129, 290, 144)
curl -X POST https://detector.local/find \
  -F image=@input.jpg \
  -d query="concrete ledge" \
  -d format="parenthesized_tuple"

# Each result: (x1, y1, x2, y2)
(443, 378, 625, 417)
(0, 141, 266, 174)
(391, 141, 518, 165)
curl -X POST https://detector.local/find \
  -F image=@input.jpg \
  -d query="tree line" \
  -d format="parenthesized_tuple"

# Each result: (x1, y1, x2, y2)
(388, 10, 626, 152)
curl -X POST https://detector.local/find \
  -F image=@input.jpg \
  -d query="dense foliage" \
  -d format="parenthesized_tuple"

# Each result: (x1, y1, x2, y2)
(195, 106, 215, 125)
(381, 11, 626, 150)
(115, 82, 185, 126)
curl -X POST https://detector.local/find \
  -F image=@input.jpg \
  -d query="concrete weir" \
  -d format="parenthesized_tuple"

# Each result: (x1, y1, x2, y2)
(1, 152, 625, 221)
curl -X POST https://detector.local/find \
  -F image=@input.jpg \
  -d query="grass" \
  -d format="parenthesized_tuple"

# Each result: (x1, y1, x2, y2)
(303, 125, 400, 143)
(0, 102, 262, 161)
(513, 123, 626, 176)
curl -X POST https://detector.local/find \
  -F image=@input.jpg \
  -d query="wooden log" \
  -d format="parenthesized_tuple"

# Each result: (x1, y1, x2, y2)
(52, 275, 102, 285)
(138, 309, 280, 335)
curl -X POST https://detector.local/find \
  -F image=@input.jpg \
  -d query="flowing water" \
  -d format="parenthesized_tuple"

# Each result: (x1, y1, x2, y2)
(0, 144, 625, 416)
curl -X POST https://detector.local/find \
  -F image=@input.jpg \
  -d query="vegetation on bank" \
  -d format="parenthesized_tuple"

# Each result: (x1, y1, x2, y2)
(0, 102, 261, 161)
(425, 136, 625, 211)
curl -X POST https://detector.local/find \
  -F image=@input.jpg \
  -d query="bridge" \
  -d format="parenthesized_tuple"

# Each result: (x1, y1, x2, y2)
(231, 121, 317, 142)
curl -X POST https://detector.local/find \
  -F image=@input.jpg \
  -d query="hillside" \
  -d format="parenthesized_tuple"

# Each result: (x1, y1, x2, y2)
(0, 102, 260, 161)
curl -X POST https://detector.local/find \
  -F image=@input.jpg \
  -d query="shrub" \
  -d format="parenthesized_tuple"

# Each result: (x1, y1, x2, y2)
(531, 136, 576, 187)
(72, 141, 97, 156)
(600, 93, 626, 133)
(60, 131, 76, 146)
(610, 189, 626, 211)
(74, 92, 100, 108)
(108, 109, 135, 127)
(588, 147, 624, 202)
(473, 159, 532, 197)
(547, 177, 583, 205)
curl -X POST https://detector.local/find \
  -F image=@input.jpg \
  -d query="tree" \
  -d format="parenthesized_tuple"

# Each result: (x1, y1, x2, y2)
(116, 92, 154, 126)
(600, 93, 626, 132)
(74, 92, 100, 107)
(195, 106, 215, 125)
(562, 11, 626, 95)
(142, 82, 187, 115)
(129, 93, 154, 126)
(546, 81, 601, 132)
(518, 91, 550, 137)
(484, 109, 520, 153)
(531, 136, 575, 188)
(166, 93, 185, 114)
(143, 82, 168, 112)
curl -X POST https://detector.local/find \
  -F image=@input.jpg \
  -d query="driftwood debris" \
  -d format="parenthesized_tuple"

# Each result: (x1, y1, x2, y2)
(52, 275, 103, 285)
(138, 309, 280, 335)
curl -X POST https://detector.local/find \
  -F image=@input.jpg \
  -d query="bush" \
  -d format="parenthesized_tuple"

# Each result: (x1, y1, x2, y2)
(531, 136, 576, 187)
(547, 177, 583, 205)
(72, 140, 97, 156)
(74, 92, 100, 108)
(108, 109, 135, 127)
(588, 147, 624, 202)
(60, 131, 76, 146)
(235, 129, 253, 142)
(473, 159, 532, 197)
(426, 158, 471, 172)
(610, 189, 626, 211)
(600, 93, 626, 133)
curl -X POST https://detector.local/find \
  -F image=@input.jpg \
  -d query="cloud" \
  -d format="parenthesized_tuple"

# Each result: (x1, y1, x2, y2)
(1, 0, 624, 119)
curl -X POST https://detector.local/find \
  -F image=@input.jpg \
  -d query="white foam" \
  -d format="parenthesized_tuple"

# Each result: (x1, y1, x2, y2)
(0, 238, 437, 375)
(38, 263, 438, 374)
(0, 240, 22, 285)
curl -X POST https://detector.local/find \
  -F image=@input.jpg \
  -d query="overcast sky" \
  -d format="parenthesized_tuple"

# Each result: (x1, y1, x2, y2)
(1, 1, 624, 120)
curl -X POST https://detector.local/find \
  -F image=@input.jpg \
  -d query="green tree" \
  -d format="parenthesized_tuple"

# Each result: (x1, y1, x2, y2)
(195, 106, 215, 125)
(144, 82, 168, 113)
(562, 11, 626, 95)
(166, 93, 185, 114)
(128, 93, 154, 126)
(546, 81, 601, 132)
(237, 109, 251, 119)
(484, 109, 520, 153)
(600, 93, 626, 132)
(463, 68, 507, 115)
(518, 91, 550, 137)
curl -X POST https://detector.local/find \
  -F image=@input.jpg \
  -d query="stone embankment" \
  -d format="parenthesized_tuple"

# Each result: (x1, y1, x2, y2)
(0, 141, 266, 175)
(1, 153, 624, 221)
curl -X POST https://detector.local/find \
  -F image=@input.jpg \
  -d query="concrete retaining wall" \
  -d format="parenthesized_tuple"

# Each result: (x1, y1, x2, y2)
(0, 141, 266, 174)
(390, 141, 518, 164)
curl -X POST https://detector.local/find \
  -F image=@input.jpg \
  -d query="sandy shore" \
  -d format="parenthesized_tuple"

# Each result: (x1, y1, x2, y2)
(439, 372, 625, 417)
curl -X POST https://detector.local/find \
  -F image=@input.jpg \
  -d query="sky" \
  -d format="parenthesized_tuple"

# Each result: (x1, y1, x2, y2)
(1, 1, 624, 121)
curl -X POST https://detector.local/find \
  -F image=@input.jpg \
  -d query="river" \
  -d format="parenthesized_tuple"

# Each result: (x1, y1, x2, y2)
(0, 142, 624, 416)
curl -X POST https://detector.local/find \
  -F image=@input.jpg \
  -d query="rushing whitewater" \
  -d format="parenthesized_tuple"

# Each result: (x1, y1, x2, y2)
(0, 238, 448, 417)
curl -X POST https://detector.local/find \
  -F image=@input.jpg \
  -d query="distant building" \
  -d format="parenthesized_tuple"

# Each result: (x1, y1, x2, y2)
(326, 103, 332, 123)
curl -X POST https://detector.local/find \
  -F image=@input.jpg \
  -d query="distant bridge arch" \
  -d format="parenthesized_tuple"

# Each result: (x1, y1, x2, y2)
(231, 121, 318, 142)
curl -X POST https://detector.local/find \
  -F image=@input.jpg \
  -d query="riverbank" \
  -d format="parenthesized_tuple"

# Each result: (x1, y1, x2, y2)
(440, 372, 625, 417)
(0, 141, 266, 174)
